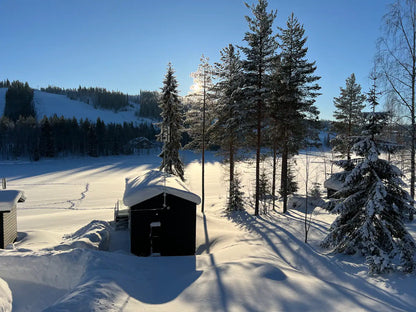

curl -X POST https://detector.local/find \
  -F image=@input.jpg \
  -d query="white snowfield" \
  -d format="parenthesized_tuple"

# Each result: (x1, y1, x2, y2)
(0, 152, 414, 311)
(0, 88, 152, 125)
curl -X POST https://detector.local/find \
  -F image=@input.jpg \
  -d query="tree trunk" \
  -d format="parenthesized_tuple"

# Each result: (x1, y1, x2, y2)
(229, 140, 234, 206)
(272, 143, 277, 211)
(281, 141, 288, 213)
(255, 97, 261, 216)
(411, 69, 415, 220)
(202, 74, 206, 214)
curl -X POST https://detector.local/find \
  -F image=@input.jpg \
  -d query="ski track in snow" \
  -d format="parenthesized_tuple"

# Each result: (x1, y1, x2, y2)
(67, 183, 89, 209)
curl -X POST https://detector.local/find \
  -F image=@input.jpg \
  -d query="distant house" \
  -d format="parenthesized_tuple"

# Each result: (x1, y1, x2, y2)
(324, 171, 348, 198)
(0, 190, 25, 248)
(123, 170, 201, 257)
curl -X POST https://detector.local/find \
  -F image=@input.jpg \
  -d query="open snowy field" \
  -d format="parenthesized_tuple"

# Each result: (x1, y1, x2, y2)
(0, 152, 415, 311)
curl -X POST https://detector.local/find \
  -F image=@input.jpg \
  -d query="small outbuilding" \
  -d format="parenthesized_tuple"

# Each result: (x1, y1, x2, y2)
(324, 171, 348, 198)
(0, 190, 25, 248)
(123, 170, 201, 257)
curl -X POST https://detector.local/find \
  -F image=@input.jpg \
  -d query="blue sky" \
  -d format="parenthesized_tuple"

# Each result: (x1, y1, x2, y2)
(0, 0, 391, 120)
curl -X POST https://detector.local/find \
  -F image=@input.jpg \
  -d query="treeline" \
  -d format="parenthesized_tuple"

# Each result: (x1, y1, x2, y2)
(0, 115, 157, 160)
(0, 80, 11, 88)
(4, 80, 35, 121)
(41, 85, 130, 112)
(138, 90, 160, 120)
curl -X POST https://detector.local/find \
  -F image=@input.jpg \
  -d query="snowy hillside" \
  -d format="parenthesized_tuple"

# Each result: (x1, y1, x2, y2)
(0, 152, 414, 311)
(0, 88, 152, 125)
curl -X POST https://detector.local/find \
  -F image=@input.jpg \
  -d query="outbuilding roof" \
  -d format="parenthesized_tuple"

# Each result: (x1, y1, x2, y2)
(123, 170, 201, 207)
(0, 190, 26, 212)
(324, 171, 347, 191)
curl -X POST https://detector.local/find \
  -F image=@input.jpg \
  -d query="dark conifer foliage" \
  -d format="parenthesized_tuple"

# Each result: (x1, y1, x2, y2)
(157, 63, 185, 181)
(332, 73, 366, 160)
(241, 0, 277, 216)
(0, 116, 156, 160)
(270, 13, 321, 213)
(323, 81, 416, 274)
(40, 116, 55, 158)
(41, 85, 130, 112)
(211, 44, 245, 212)
(4, 81, 35, 122)
(139, 90, 161, 120)
(0, 80, 10, 88)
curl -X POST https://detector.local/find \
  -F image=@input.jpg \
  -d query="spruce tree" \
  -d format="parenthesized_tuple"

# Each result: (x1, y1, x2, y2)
(270, 13, 320, 213)
(332, 73, 366, 160)
(322, 81, 416, 274)
(157, 63, 185, 181)
(211, 44, 245, 212)
(241, 0, 277, 216)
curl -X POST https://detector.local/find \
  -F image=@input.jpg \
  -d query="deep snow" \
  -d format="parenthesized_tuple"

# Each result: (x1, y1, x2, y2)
(0, 152, 414, 311)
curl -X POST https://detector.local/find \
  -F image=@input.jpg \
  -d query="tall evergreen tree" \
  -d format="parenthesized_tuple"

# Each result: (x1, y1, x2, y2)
(241, 0, 277, 216)
(157, 63, 185, 181)
(211, 44, 245, 212)
(270, 13, 321, 213)
(185, 55, 214, 212)
(332, 73, 366, 160)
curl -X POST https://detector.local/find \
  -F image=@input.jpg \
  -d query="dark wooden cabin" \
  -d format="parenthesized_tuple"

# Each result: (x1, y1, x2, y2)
(0, 190, 25, 248)
(123, 170, 201, 257)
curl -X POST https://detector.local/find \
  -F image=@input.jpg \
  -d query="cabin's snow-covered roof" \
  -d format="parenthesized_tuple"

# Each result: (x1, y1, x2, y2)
(0, 190, 25, 212)
(123, 170, 201, 207)
(323, 172, 346, 191)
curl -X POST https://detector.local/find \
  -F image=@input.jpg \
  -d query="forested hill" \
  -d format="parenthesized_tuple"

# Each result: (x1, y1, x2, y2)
(0, 88, 153, 125)
(0, 87, 159, 160)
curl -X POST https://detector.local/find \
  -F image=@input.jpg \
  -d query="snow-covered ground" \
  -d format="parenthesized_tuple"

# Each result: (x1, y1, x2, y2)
(0, 151, 414, 311)
(0, 88, 152, 125)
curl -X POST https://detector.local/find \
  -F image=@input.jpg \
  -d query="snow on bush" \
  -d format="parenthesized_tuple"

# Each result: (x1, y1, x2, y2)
(56, 220, 111, 251)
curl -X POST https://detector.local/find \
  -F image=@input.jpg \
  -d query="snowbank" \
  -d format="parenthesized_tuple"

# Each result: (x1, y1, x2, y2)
(56, 220, 111, 251)
(0, 278, 12, 312)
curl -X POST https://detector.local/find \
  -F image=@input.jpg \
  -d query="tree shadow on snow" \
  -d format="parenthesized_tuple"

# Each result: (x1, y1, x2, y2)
(228, 209, 416, 312)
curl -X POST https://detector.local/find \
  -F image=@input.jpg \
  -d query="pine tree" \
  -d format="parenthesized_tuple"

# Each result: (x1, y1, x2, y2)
(211, 44, 245, 212)
(322, 80, 416, 274)
(332, 73, 366, 160)
(269, 13, 320, 213)
(241, 0, 277, 216)
(157, 63, 185, 181)
(185, 55, 214, 211)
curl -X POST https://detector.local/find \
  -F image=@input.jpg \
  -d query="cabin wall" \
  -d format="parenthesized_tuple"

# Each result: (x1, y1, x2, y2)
(0, 206, 17, 249)
(130, 193, 196, 257)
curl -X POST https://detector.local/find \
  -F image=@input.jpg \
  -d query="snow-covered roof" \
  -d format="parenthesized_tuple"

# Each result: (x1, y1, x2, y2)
(323, 172, 346, 191)
(123, 170, 201, 207)
(0, 190, 25, 212)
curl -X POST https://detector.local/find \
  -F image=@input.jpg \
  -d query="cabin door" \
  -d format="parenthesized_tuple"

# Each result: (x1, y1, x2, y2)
(150, 221, 161, 256)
